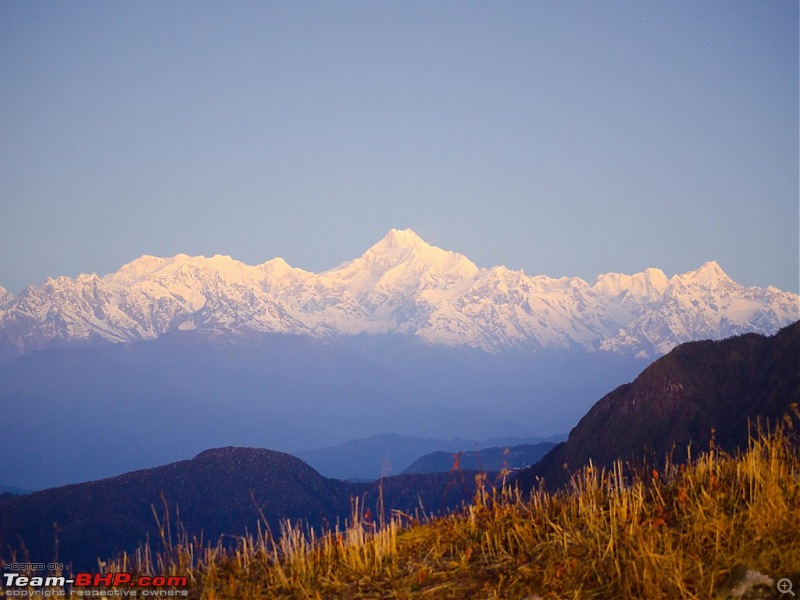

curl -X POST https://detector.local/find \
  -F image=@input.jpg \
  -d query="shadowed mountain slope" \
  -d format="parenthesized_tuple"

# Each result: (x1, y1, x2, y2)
(515, 321, 800, 490)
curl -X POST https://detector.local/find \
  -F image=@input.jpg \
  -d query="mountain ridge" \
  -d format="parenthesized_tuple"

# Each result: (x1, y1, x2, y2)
(1, 229, 796, 362)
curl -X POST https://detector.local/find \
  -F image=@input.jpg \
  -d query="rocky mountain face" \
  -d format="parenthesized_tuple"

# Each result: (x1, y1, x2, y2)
(1, 229, 796, 363)
(515, 321, 800, 490)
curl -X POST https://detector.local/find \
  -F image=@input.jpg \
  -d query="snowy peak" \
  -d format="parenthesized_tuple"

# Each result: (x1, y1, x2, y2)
(116, 255, 171, 278)
(594, 267, 669, 302)
(117, 253, 232, 277)
(258, 257, 302, 278)
(673, 261, 735, 288)
(352, 228, 477, 273)
(325, 229, 479, 298)
(381, 228, 429, 249)
(113, 253, 258, 286)
(643, 267, 670, 288)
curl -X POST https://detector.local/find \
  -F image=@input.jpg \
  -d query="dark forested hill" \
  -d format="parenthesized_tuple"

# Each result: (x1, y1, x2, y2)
(516, 321, 800, 490)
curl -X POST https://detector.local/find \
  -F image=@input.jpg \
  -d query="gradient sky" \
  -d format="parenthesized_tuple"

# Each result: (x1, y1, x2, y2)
(1, 1, 798, 295)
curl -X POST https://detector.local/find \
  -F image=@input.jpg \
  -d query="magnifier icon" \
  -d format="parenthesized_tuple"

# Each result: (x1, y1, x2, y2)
(778, 578, 796, 596)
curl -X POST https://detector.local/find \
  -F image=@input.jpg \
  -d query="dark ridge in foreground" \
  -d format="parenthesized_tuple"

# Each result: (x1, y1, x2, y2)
(516, 320, 800, 490)
(0, 447, 483, 571)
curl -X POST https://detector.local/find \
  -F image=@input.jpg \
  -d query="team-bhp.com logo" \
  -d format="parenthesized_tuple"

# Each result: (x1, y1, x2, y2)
(2, 571, 188, 597)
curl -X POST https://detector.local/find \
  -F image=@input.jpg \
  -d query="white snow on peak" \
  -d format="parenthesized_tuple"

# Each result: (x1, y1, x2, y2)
(594, 267, 669, 301)
(113, 253, 256, 284)
(673, 261, 734, 287)
(323, 229, 479, 298)
(116, 255, 171, 278)
(258, 257, 297, 276)
(356, 228, 476, 271)
(383, 228, 428, 248)
(644, 267, 670, 287)
(261, 256, 291, 269)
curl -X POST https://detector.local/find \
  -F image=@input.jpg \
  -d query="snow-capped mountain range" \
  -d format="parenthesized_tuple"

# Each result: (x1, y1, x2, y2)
(1, 229, 797, 360)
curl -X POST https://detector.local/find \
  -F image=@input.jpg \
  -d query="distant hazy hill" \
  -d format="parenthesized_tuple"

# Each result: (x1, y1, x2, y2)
(0, 447, 482, 571)
(516, 321, 800, 490)
(403, 443, 557, 475)
(296, 433, 563, 480)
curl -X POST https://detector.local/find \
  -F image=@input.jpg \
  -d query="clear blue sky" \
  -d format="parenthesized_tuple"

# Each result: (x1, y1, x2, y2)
(1, 1, 797, 294)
